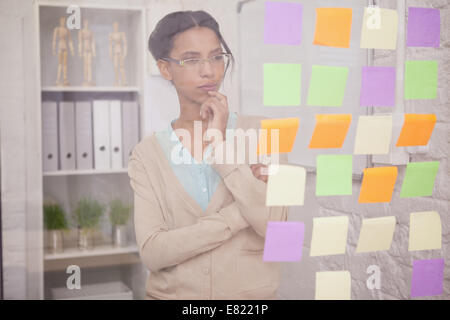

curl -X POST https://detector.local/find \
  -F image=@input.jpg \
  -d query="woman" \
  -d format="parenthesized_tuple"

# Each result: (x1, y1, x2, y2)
(128, 10, 289, 300)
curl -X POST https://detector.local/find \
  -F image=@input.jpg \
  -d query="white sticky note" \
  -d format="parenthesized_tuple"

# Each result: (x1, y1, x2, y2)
(360, 7, 398, 50)
(310, 216, 349, 256)
(409, 211, 442, 251)
(266, 164, 306, 206)
(354, 115, 393, 155)
(315, 271, 351, 300)
(356, 216, 396, 253)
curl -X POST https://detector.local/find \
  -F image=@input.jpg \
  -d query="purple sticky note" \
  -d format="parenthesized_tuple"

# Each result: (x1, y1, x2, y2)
(264, 1, 303, 45)
(360, 66, 396, 107)
(407, 7, 441, 47)
(411, 259, 444, 298)
(263, 221, 304, 261)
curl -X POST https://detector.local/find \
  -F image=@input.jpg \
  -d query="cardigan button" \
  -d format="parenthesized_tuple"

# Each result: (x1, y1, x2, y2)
(203, 267, 210, 275)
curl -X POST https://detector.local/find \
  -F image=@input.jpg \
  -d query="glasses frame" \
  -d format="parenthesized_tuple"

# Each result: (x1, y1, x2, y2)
(161, 52, 231, 69)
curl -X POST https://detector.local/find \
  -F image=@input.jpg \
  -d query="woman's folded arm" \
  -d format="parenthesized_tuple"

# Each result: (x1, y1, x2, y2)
(128, 152, 249, 273)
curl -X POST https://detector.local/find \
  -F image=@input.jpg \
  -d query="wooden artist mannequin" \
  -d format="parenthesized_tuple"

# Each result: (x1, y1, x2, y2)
(109, 22, 127, 86)
(52, 17, 74, 86)
(78, 19, 96, 86)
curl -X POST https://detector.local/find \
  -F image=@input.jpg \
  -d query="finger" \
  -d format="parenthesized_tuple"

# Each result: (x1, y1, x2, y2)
(207, 91, 228, 109)
(200, 100, 214, 119)
(208, 91, 227, 103)
(206, 99, 223, 120)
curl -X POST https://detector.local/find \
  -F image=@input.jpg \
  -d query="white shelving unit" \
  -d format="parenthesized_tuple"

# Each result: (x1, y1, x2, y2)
(42, 86, 140, 92)
(43, 168, 128, 176)
(35, 1, 148, 299)
(45, 244, 138, 261)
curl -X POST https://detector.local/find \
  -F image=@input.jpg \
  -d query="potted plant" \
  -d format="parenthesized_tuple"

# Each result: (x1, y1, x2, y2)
(43, 203, 68, 253)
(109, 199, 132, 247)
(73, 197, 104, 250)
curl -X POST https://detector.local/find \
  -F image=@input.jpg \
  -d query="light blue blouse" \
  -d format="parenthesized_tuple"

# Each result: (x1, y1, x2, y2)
(155, 112, 238, 211)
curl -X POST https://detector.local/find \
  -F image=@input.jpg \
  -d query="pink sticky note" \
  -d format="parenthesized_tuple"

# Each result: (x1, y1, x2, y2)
(263, 221, 304, 261)
(411, 259, 444, 298)
(407, 7, 441, 47)
(264, 1, 303, 45)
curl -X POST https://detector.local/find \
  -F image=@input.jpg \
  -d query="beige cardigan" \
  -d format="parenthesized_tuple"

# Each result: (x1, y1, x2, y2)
(128, 113, 289, 300)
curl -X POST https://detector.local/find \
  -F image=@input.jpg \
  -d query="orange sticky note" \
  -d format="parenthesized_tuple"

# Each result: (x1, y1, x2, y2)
(258, 118, 299, 155)
(309, 114, 351, 148)
(313, 8, 353, 48)
(359, 167, 398, 203)
(396, 114, 437, 147)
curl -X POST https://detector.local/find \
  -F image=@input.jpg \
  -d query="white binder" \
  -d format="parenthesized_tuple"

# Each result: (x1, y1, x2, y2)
(121, 101, 140, 167)
(109, 100, 123, 169)
(42, 101, 59, 171)
(58, 101, 76, 170)
(93, 100, 111, 170)
(75, 101, 94, 170)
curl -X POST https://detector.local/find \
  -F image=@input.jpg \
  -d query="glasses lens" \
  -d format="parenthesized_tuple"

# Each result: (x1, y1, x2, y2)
(181, 54, 230, 69)
(183, 59, 200, 67)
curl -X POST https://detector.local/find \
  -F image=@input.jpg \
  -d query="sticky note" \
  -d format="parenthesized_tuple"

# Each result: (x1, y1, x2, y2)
(400, 161, 439, 198)
(263, 63, 302, 106)
(263, 221, 305, 261)
(264, 2, 303, 45)
(313, 8, 353, 48)
(356, 216, 396, 253)
(360, 66, 396, 106)
(310, 216, 348, 257)
(309, 114, 351, 149)
(266, 165, 306, 206)
(396, 114, 436, 147)
(409, 211, 441, 251)
(354, 115, 393, 155)
(405, 60, 438, 100)
(411, 259, 444, 298)
(316, 155, 352, 196)
(359, 167, 398, 203)
(258, 118, 299, 155)
(307, 65, 349, 107)
(315, 271, 351, 300)
(407, 7, 441, 47)
(360, 7, 398, 50)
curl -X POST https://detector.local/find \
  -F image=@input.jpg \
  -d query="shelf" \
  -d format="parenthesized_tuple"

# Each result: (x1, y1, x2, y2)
(42, 86, 140, 92)
(43, 168, 128, 176)
(44, 244, 138, 261)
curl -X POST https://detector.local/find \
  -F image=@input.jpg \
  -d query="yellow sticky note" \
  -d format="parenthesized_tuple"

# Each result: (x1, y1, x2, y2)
(360, 7, 398, 50)
(354, 115, 393, 155)
(409, 211, 442, 251)
(309, 114, 352, 149)
(258, 118, 299, 155)
(315, 271, 351, 300)
(266, 165, 306, 206)
(356, 216, 396, 253)
(310, 216, 348, 257)
(313, 8, 353, 48)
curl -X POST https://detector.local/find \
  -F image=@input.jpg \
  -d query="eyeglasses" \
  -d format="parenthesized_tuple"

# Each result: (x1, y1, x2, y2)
(162, 53, 231, 70)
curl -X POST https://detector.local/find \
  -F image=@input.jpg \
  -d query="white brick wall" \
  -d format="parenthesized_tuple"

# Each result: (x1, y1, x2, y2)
(279, 0, 449, 300)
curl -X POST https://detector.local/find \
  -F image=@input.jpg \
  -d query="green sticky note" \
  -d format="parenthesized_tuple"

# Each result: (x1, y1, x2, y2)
(263, 63, 301, 106)
(400, 161, 439, 198)
(405, 60, 438, 100)
(307, 65, 349, 106)
(316, 155, 353, 196)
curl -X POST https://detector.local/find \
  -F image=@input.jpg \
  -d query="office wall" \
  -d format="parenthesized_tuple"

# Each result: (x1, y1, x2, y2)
(278, 0, 449, 300)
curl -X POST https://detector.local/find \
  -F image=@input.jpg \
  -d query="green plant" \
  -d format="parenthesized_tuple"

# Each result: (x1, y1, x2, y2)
(73, 198, 105, 229)
(109, 199, 132, 226)
(43, 204, 68, 230)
